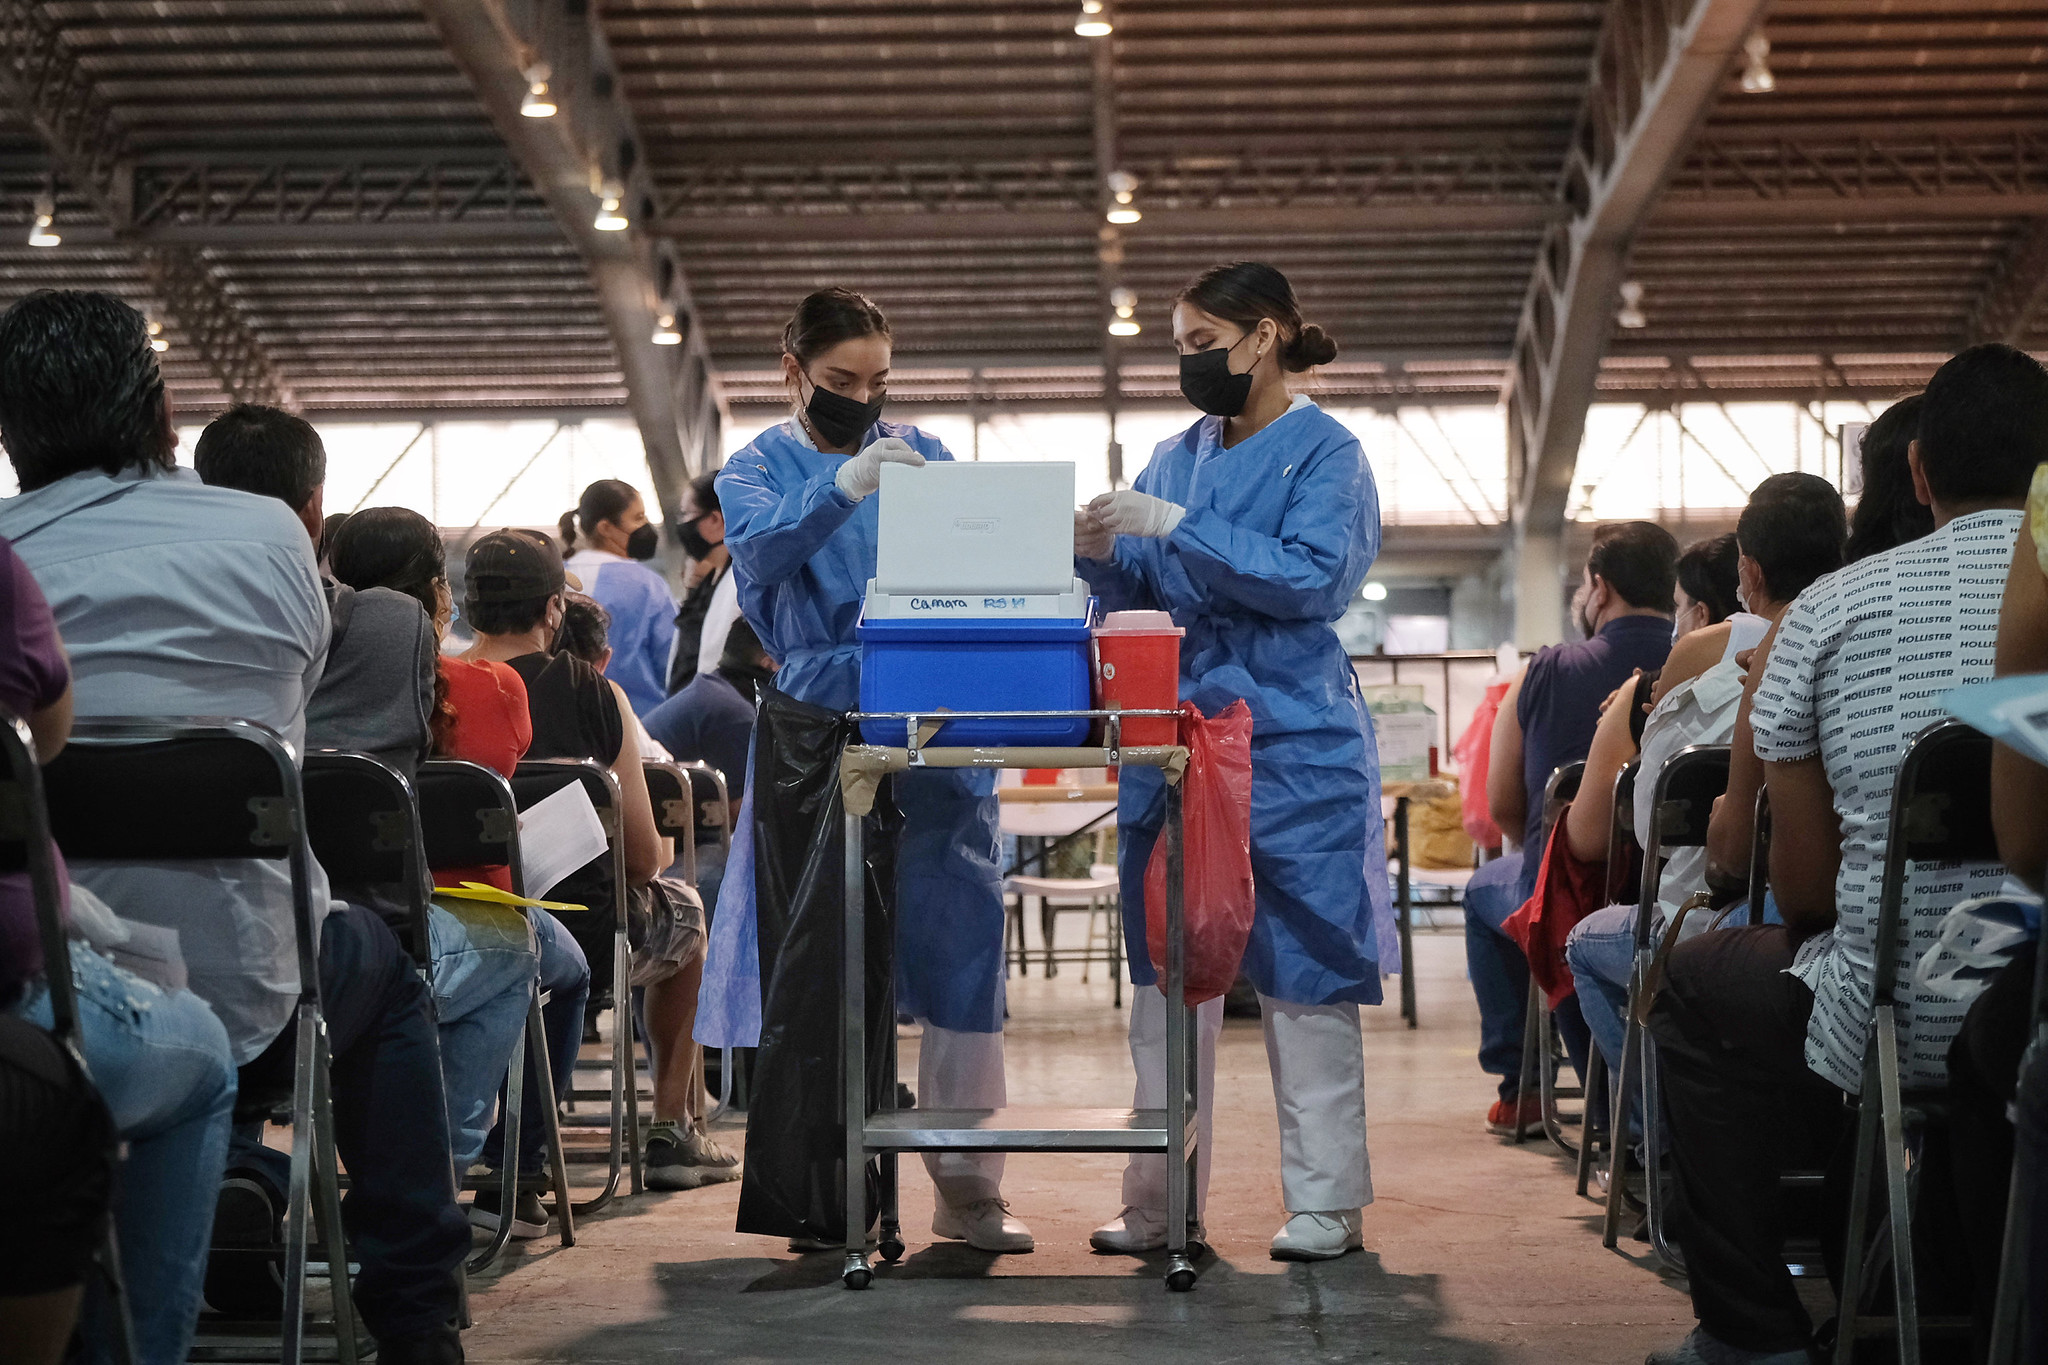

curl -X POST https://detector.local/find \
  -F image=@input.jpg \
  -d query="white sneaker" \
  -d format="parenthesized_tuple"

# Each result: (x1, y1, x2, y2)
(1089, 1206, 1169, 1254)
(932, 1197, 1035, 1253)
(1269, 1210, 1362, 1261)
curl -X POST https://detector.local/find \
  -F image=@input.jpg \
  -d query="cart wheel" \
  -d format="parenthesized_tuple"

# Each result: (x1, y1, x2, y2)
(844, 1266, 873, 1290)
(1165, 1265, 1198, 1293)
(879, 1238, 906, 1263)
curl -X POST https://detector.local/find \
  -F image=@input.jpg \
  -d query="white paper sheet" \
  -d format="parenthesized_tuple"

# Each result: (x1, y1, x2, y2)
(518, 781, 610, 902)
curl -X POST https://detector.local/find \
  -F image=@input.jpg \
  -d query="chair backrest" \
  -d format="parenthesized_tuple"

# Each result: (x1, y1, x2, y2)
(304, 750, 431, 963)
(40, 717, 321, 994)
(414, 758, 525, 895)
(682, 761, 730, 854)
(643, 758, 699, 884)
(0, 712, 80, 1050)
(1637, 744, 1730, 914)
(1605, 758, 1641, 905)
(511, 758, 625, 915)
(1539, 760, 1584, 850)
(1875, 720, 1999, 1004)
(1747, 786, 1772, 926)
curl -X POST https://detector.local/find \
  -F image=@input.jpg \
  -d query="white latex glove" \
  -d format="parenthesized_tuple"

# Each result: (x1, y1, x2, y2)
(1088, 489, 1186, 539)
(1074, 508, 1115, 560)
(835, 436, 925, 501)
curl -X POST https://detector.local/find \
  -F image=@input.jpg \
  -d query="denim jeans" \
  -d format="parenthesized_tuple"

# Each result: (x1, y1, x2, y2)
(230, 904, 468, 1343)
(13, 941, 236, 1365)
(427, 897, 537, 1168)
(482, 909, 588, 1175)
(1463, 851, 1533, 1099)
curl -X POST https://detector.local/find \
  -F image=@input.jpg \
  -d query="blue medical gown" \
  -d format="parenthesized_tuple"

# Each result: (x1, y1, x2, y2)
(709, 419, 1005, 1034)
(1079, 400, 1393, 1007)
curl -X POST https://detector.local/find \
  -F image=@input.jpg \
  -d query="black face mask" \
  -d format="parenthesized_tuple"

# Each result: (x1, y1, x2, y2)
(675, 515, 718, 561)
(1177, 332, 1257, 417)
(802, 376, 884, 450)
(624, 523, 661, 561)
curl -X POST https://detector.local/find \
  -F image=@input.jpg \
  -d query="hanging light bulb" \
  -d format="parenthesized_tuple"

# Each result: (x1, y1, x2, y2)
(1616, 280, 1648, 330)
(1107, 317, 1141, 337)
(144, 317, 167, 352)
(1074, 0, 1111, 37)
(1362, 582, 1388, 602)
(520, 64, 557, 118)
(651, 311, 683, 345)
(27, 193, 59, 248)
(1740, 32, 1775, 94)
(1104, 169, 1140, 224)
(593, 184, 628, 232)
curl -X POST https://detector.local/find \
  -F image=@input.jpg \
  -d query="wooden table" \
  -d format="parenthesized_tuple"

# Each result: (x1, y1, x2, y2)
(1385, 779, 1457, 1029)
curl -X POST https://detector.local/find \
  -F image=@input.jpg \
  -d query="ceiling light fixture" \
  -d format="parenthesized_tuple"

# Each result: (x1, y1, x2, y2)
(593, 191, 628, 232)
(145, 317, 167, 353)
(520, 64, 557, 118)
(651, 312, 683, 345)
(1616, 280, 1647, 330)
(1074, 1, 1111, 38)
(1105, 206, 1142, 225)
(1107, 317, 1141, 337)
(1740, 32, 1775, 94)
(1362, 582, 1388, 602)
(27, 193, 59, 248)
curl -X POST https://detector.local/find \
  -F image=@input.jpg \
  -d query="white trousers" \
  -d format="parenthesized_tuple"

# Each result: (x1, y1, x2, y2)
(917, 1019, 1006, 1206)
(1120, 986, 1374, 1216)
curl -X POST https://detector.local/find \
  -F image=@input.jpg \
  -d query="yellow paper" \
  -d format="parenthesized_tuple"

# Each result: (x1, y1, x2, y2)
(431, 881, 588, 912)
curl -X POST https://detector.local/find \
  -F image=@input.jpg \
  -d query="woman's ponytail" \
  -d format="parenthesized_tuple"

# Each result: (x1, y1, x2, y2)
(557, 509, 580, 550)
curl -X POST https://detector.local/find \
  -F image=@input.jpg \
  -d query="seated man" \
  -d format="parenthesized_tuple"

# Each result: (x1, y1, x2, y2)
(1564, 473, 1846, 1080)
(1465, 520, 1677, 1132)
(0, 532, 235, 1365)
(644, 616, 776, 913)
(194, 403, 537, 1176)
(1643, 342, 2048, 1365)
(0, 291, 468, 1365)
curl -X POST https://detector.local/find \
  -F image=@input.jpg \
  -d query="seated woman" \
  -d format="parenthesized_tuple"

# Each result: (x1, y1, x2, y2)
(0, 532, 236, 1365)
(554, 593, 737, 1191)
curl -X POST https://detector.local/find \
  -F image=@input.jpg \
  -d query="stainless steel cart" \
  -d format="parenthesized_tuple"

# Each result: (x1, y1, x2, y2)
(835, 708, 1202, 1291)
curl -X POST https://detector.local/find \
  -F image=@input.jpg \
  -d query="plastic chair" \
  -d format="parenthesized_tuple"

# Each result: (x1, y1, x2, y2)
(1512, 760, 1583, 1146)
(412, 758, 577, 1273)
(41, 718, 356, 1365)
(0, 711, 137, 1364)
(509, 758, 641, 1206)
(1601, 742, 1729, 1269)
(1835, 720, 1997, 1365)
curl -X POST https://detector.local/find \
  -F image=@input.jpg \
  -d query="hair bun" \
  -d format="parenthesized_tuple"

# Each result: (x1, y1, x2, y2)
(1283, 323, 1338, 372)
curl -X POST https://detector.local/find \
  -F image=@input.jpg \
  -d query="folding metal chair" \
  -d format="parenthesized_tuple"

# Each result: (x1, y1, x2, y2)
(1988, 903, 2046, 1364)
(1512, 760, 1582, 1146)
(1836, 720, 1998, 1365)
(1574, 758, 1642, 1197)
(1003, 824, 1125, 1004)
(412, 758, 576, 1273)
(676, 761, 747, 1118)
(642, 758, 700, 886)
(509, 758, 640, 1206)
(41, 717, 356, 1365)
(0, 712, 137, 1365)
(1602, 742, 1729, 1268)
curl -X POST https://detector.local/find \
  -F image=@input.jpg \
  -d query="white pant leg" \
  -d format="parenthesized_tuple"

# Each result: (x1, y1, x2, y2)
(1260, 993, 1372, 1214)
(918, 1020, 1007, 1206)
(1119, 985, 1223, 1215)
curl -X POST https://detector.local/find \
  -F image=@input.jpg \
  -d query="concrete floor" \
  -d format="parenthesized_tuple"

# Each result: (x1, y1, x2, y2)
(463, 931, 1692, 1364)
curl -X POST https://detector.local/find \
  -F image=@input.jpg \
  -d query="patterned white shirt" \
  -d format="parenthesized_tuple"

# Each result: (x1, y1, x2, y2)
(1750, 509, 2018, 1093)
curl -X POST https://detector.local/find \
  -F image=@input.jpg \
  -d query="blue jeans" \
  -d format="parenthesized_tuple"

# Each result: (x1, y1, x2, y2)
(427, 897, 537, 1169)
(482, 909, 588, 1175)
(14, 942, 236, 1365)
(1463, 851, 1593, 1099)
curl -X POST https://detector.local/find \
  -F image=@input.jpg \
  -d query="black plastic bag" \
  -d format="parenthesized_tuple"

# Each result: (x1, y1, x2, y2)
(736, 687, 900, 1241)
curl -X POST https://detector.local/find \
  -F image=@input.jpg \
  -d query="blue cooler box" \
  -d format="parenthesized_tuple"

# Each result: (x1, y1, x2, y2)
(857, 604, 1097, 746)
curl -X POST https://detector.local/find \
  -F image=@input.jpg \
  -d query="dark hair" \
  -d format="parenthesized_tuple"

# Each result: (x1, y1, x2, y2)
(1846, 394, 1935, 562)
(328, 506, 454, 740)
(717, 617, 769, 673)
(1585, 520, 1679, 613)
(1675, 534, 1741, 625)
(782, 287, 890, 369)
(0, 290, 173, 491)
(1917, 343, 2048, 506)
(1737, 472, 1848, 605)
(556, 593, 612, 666)
(686, 468, 720, 516)
(464, 591, 553, 637)
(193, 404, 327, 511)
(1175, 261, 1338, 373)
(321, 512, 353, 554)
(559, 478, 640, 552)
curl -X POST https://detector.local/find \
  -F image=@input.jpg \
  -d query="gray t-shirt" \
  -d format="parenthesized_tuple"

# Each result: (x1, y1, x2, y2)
(306, 581, 435, 777)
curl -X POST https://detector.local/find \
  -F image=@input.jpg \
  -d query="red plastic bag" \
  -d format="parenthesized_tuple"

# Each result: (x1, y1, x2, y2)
(1453, 680, 1510, 849)
(1143, 700, 1255, 1005)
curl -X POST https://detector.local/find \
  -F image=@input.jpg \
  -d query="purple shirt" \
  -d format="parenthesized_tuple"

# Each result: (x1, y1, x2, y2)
(0, 534, 71, 1004)
(1516, 614, 1673, 852)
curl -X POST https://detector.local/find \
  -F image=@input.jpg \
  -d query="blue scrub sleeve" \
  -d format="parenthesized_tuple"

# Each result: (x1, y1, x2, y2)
(716, 459, 860, 588)
(1166, 443, 1377, 621)
(1076, 548, 1159, 615)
